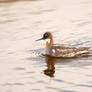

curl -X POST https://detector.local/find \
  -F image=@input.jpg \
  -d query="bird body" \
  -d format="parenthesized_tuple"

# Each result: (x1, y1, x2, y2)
(36, 32, 90, 58)
(46, 44, 90, 58)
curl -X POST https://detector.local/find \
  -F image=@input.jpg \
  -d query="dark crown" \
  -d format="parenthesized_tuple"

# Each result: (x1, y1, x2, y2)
(43, 32, 51, 39)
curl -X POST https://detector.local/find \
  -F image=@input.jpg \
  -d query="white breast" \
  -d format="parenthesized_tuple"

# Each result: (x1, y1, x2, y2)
(46, 39, 50, 43)
(52, 49, 55, 53)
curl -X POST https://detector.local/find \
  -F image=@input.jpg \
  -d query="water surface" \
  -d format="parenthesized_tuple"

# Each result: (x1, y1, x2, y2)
(0, 0, 92, 92)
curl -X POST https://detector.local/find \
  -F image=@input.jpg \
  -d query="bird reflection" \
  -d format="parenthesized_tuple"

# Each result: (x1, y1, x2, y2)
(43, 55, 74, 77)
(43, 56, 55, 77)
(43, 55, 92, 78)
(43, 55, 75, 77)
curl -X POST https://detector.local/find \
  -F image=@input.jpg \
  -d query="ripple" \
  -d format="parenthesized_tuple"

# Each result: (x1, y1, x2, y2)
(32, 88, 41, 91)
(6, 91, 12, 92)
(53, 79, 64, 83)
(77, 21, 92, 27)
(27, 48, 44, 54)
(25, 71, 35, 74)
(73, 40, 92, 46)
(77, 84, 92, 88)
(0, 0, 38, 3)
(0, 19, 18, 24)
(61, 90, 76, 92)
(87, 74, 92, 77)
(25, 56, 43, 62)
(2, 82, 24, 86)
(13, 67, 26, 71)
(46, 86, 60, 91)
(36, 80, 47, 84)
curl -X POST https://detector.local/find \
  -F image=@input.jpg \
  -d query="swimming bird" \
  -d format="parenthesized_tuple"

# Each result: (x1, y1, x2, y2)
(36, 32, 90, 58)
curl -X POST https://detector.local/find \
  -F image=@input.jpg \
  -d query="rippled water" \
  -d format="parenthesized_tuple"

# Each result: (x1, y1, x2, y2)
(0, 0, 92, 92)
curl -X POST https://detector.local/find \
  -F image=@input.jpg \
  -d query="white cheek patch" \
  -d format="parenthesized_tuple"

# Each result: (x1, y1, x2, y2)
(46, 39, 50, 43)
(52, 49, 55, 53)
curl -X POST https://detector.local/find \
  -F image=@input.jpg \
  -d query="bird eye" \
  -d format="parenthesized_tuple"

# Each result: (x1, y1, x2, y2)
(45, 34, 48, 37)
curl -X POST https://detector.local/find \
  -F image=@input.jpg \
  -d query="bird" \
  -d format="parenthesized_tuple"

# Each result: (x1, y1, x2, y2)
(36, 32, 91, 58)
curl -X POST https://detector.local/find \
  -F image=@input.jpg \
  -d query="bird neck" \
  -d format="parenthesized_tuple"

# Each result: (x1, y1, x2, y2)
(46, 35, 53, 49)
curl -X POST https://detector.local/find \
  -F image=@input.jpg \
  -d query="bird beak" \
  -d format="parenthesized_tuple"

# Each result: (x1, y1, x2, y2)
(36, 38, 44, 41)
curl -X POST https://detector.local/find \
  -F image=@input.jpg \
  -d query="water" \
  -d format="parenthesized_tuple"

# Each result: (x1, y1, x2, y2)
(0, 0, 92, 92)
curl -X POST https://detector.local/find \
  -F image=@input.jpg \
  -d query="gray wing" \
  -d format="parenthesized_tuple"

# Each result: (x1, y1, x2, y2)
(47, 44, 90, 57)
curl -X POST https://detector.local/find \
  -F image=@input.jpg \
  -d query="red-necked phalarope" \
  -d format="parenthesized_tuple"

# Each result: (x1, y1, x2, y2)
(36, 32, 90, 58)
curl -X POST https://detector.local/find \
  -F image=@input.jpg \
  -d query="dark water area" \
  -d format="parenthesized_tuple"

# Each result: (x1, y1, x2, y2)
(0, 0, 92, 92)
